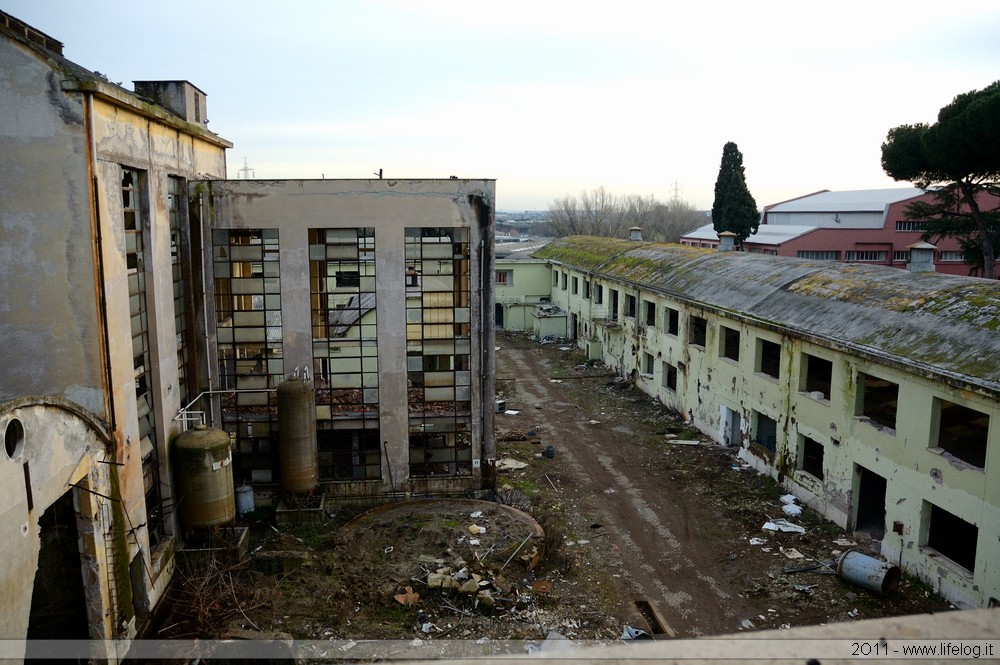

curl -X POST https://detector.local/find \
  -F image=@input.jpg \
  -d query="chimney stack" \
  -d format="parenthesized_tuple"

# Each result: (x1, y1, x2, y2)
(718, 231, 736, 252)
(906, 241, 937, 273)
(629, 226, 642, 241)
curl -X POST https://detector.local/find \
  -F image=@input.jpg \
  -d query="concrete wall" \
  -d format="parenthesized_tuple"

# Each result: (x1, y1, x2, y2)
(543, 247, 1000, 609)
(495, 259, 552, 331)
(1, 19, 229, 656)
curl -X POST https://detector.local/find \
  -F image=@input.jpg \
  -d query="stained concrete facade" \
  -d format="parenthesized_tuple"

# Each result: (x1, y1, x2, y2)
(193, 179, 496, 503)
(537, 236, 1000, 609)
(1, 10, 229, 659)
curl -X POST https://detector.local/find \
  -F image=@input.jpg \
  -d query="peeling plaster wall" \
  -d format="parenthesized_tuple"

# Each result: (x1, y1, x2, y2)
(0, 34, 104, 415)
(2, 21, 229, 655)
(201, 179, 496, 497)
(540, 237, 1000, 608)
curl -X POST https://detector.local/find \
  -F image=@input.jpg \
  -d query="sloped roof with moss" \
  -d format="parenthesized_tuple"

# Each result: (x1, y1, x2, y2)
(534, 236, 1000, 393)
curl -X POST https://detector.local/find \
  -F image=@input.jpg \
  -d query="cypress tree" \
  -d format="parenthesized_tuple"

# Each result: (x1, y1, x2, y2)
(711, 142, 760, 244)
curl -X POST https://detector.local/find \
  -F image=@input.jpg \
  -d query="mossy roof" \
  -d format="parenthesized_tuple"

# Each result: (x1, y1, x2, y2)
(535, 236, 1000, 391)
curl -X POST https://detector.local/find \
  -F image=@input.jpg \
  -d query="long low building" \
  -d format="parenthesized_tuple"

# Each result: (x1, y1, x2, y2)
(534, 235, 999, 610)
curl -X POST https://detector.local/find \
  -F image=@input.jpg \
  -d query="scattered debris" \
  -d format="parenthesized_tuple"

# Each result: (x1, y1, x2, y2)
(780, 547, 804, 559)
(794, 584, 817, 594)
(779, 494, 798, 505)
(749, 537, 767, 546)
(393, 586, 420, 606)
(621, 626, 652, 640)
(469, 511, 483, 518)
(833, 538, 857, 547)
(504, 410, 521, 416)
(740, 618, 755, 630)
(669, 439, 701, 446)
(532, 580, 553, 593)
(762, 518, 806, 534)
(468, 524, 486, 535)
(586, 419, 601, 425)
(496, 458, 529, 471)
(781, 503, 803, 516)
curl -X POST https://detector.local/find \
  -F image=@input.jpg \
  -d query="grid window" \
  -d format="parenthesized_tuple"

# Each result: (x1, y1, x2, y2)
(123, 167, 164, 547)
(893, 251, 911, 262)
(405, 227, 473, 477)
(845, 250, 887, 262)
(938, 251, 965, 262)
(310, 228, 380, 481)
(214, 228, 283, 482)
(495, 270, 511, 285)
(168, 176, 190, 408)
(895, 220, 927, 232)
(797, 251, 840, 261)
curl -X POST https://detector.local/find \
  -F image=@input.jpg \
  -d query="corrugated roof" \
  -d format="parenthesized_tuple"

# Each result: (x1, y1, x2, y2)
(534, 236, 1000, 393)
(768, 188, 924, 213)
(683, 223, 818, 245)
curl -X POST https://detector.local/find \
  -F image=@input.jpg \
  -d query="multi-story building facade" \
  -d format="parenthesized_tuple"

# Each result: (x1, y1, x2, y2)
(193, 179, 496, 501)
(537, 235, 1000, 609)
(1, 11, 496, 658)
(0, 10, 230, 656)
(681, 188, 1000, 277)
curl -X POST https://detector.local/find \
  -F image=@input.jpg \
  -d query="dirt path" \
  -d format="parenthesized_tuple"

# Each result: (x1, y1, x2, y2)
(498, 337, 750, 636)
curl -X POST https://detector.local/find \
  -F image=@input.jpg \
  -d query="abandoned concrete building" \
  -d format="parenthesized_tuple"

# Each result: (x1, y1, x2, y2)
(534, 235, 1000, 610)
(1, 10, 495, 659)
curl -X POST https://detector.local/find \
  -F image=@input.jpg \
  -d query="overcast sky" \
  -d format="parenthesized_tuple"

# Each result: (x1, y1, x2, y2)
(6, 1, 1000, 211)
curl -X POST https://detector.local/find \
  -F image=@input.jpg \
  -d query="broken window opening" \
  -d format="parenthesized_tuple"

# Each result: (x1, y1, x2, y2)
(720, 325, 740, 362)
(665, 306, 679, 336)
(756, 339, 781, 378)
(662, 362, 677, 391)
(583, 280, 590, 299)
(802, 353, 832, 401)
(689, 315, 707, 347)
(643, 300, 656, 327)
(933, 399, 988, 468)
(317, 428, 381, 481)
(595, 284, 604, 305)
(857, 373, 898, 431)
(571, 276, 579, 295)
(925, 501, 977, 573)
(625, 294, 637, 319)
(753, 411, 777, 453)
(609, 289, 619, 321)
(798, 435, 824, 479)
(643, 352, 654, 376)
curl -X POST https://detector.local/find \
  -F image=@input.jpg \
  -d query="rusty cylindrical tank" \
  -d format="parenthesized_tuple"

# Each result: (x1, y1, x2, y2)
(173, 424, 236, 529)
(277, 375, 318, 493)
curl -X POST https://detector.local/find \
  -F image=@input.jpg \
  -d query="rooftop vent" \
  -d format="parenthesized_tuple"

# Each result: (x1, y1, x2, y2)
(717, 231, 736, 252)
(907, 241, 937, 273)
(133, 80, 208, 126)
(0, 11, 63, 55)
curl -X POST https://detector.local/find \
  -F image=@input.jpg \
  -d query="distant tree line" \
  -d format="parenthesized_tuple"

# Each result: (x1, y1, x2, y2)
(542, 186, 707, 242)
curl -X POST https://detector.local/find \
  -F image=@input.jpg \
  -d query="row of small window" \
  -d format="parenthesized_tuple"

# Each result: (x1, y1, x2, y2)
(796, 250, 966, 262)
(754, 426, 979, 575)
(649, 317, 990, 470)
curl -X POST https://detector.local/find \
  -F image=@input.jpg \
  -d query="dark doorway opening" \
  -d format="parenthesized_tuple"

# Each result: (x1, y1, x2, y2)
(494, 303, 504, 329)
(855, 466, 887, 540)
(27, 489, 89, 640)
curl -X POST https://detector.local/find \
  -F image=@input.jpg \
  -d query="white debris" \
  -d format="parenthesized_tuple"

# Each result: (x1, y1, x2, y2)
(762, 519, 806, 534)
(780, 494, 798, 505)
(782, 503, 803, 516)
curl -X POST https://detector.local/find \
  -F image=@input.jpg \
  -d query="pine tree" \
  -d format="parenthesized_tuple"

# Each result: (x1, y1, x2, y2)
(711, 142, 760, 244)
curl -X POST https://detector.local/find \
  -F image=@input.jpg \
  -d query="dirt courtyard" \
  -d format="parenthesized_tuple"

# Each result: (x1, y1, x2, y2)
(158, 331, 953, 644)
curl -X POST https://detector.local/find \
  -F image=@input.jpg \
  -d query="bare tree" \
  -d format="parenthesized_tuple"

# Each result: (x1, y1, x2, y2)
(546, 187, 705, 242)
